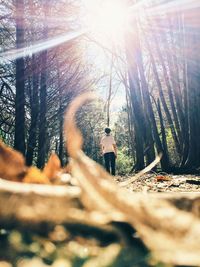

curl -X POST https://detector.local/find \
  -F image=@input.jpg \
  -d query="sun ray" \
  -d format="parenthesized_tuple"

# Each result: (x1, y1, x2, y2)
(1, 0, 199, 62)
(82, 0, 130, 45)
(148, 0, 200, 16)
(0, 30, 85, 62)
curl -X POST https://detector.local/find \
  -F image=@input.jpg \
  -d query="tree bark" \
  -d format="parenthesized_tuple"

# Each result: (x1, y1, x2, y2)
(129, 19, 169, 170)
(26, 55, 39, 165)
(184, 10, 200, 168)
(144, 32, 181, 157)
(14, 0, 26, 155)
(37, 2, 49, 168)
(37, 50, 47, 168)
(126, 57, 145, 170)
(150, 22, 182, 155)
(157, 99, 169, 167)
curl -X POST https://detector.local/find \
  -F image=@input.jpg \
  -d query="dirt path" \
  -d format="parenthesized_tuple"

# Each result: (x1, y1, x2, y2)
(115, 174, 200, 193)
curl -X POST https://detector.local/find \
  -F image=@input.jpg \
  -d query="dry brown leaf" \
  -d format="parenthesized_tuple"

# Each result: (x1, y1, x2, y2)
(64, 92, 96, 158)
(0, 140, 26, 181)
(23, 167, 50, 184)
(43, 153, 61, 182)
(156, 175, 172, 182)
(64, 94, 200, 266)
(0, 141, 63, 184)
(1, 94, 200, 265)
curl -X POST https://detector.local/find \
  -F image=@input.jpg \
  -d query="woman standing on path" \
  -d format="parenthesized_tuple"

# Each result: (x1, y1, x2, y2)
(100, 128, 117, 176)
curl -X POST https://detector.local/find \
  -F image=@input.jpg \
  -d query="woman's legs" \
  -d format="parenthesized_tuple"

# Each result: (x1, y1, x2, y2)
(104, 153, 110, 173)
(104, 152, 116, 175)
(110, 152, 116, 175)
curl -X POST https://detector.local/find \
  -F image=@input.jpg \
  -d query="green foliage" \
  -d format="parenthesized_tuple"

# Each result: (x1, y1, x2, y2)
(116, 149, 133, 175)
(113, 107, 135, 175)
(0, 130, 4, 142)
(165, 128, 180, 165)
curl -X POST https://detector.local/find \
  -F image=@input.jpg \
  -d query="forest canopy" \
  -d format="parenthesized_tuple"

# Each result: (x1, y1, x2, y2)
(0, 0, 200, 173)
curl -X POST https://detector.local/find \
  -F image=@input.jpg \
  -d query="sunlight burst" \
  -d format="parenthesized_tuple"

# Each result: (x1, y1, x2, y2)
(83, 0, 130, 44)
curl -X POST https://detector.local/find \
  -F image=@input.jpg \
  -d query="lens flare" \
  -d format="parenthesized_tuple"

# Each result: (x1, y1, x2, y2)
(83, 0, 130, 44)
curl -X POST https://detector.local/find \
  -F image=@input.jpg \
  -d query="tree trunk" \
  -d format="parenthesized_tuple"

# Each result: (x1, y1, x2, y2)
(14, 0, 26, 155)
(107, 54, 114, 127)
(132, 20, 169, 170)
(37, 50, 47, 168)
(184, 23, 200, 168)
(180, 13, 189, 166)
(150, 22, 182, 155)
(144, 32, 181, 157)
(125, 82, 136, 160)
(168, 16, 185, 141)
(37, 2, 49, 168)
(26, 55, 39, 166)
(125, 54, 145, 170)
(58, 96, 64, 166)
(157, 99, 169, 167)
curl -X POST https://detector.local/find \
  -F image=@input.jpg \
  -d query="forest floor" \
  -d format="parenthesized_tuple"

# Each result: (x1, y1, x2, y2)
(115, 174, 200, 193)
(1, 173, 200, 267)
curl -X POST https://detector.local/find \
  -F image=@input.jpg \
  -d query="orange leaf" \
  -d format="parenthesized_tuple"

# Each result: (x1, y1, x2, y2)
(156, 175, 172, 182)
(23, 167, 50, 184)
(0, 140, 26, 181)
(43, 153, 61, 181)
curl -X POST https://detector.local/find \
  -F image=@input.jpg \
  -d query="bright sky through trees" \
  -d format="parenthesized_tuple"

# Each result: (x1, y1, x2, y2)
(82, 0, 130, 44)
(2, 0, 200, 113)
(81, 0, 131, 114)
(1, 0, 131, 61)
(1, 0, 200, 61)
